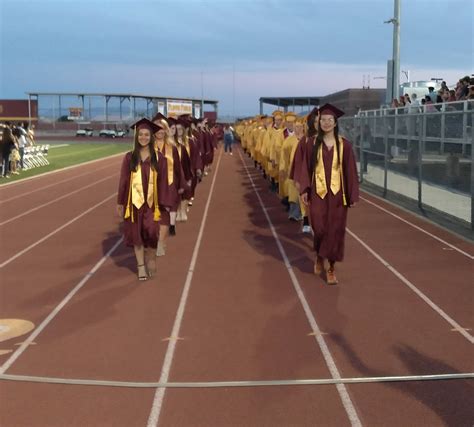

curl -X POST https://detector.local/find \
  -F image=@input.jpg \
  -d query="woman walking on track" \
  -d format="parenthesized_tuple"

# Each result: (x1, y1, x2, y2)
(297, 104, 359, 285)
(152, 114, 186, 253)
(117, 118, 167, 281)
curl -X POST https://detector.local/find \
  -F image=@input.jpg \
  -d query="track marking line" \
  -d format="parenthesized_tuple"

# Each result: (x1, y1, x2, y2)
(238, 149, 362, 427)
(347, 228, 474, 345)
(0, 174, 116, 226)
(360, 195, 473, 259)
(0, 237, 123, 374)
(0, 193, 116, 269)
(146, 149, 224, 427)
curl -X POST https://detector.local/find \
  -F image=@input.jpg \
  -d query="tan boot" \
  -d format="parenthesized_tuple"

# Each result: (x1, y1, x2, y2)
(326, 267, 338, 285)
(314, 257, 325, 275)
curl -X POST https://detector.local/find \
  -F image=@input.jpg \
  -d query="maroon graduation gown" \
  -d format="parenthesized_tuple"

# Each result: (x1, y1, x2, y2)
(297, 138, 359, 262)
(158, 143, 187, 211)
(117, 152, 167, 248)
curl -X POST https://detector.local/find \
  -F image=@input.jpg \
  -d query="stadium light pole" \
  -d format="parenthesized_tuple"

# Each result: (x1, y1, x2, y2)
(384, 0, 401, 101)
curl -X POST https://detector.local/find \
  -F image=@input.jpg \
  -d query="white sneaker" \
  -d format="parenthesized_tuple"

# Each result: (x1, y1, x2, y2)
(302, 225, 311, 234)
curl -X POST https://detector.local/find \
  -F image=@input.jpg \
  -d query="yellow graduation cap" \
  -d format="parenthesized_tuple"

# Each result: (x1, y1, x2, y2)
(284, 112, 297, 122)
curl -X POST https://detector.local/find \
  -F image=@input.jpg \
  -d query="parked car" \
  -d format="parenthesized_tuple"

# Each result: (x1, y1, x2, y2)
(76, 128, 93, 137)
(116, 129, 126, 138)
(99, 129, 117, 138)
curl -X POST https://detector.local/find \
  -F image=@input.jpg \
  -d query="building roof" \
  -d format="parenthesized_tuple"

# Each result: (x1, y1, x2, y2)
(26, 92, 218, 104)
(259, 96, 322, 107)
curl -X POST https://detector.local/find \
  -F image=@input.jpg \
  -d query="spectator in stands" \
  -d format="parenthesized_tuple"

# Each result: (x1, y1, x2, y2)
(448, 90, 457, 102)
(427, 87, 437, 103)
(469, 84, 474, 100)
(391, 98, 399, 109)
(424, 96, 436, 112)
(441, 81, 449, 92)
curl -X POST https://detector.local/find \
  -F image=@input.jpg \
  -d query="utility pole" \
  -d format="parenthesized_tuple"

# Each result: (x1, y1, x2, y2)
(385, 0, 401, 101)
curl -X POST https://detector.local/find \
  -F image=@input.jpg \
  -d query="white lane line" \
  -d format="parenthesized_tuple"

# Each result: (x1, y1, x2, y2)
(49, 144, 70, 149)
(146, 148, 224, 427)
(347, 228, 474, 344)
(0, 163, 116, 204)
(0, 193, 116, 269)
(360, 195, 473, 260)
(0, 237, 124, 374)
(0, 152, 124, 189)
(0, 174, 116, 226)
(238, 149, 362, 427)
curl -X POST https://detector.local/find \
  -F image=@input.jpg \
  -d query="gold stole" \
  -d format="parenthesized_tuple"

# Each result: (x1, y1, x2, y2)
(315, 137, 347, 206)
(156, 141, 174, 185)
(124, 163, 160, 222)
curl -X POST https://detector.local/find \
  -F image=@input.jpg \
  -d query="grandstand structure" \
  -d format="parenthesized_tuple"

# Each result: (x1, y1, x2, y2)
(25, 92, 219, 125)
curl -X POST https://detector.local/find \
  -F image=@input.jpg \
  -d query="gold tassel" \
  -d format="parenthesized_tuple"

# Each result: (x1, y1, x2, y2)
(153, 169, 161, 221)
(124, 171, 133, 220)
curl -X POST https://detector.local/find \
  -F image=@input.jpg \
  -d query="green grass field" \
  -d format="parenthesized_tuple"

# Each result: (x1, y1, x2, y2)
(0, 142, 131, 184)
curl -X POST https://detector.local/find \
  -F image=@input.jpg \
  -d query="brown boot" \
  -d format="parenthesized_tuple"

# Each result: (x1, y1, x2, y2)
(314, 256, 325, 275)
(326, 267, 338, 285)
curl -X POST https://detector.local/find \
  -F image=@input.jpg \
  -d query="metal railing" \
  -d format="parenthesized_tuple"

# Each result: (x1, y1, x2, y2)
(339, 100, 474, 231)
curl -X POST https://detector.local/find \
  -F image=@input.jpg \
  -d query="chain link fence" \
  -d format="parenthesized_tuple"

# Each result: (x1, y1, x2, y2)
(339, 100, 474, 233)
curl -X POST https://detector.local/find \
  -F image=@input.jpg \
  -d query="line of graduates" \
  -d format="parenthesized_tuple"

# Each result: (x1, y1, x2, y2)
(235, 104, 359, 285)
(117, 114, 219, 280)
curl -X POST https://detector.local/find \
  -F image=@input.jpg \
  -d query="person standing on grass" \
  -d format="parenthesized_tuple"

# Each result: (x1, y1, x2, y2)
(116, 118, 167, 281)
(297, 104, 359, 285)
(223, 124, 234, 154)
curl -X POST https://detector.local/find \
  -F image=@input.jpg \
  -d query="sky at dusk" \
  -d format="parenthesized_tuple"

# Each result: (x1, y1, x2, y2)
(1, 0, 472, 117)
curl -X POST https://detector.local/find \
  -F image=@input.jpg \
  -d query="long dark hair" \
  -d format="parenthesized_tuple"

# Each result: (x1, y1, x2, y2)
(311, 118, 341, 172)
(129, 129, 159, 172)
(307, 109, 319, 138)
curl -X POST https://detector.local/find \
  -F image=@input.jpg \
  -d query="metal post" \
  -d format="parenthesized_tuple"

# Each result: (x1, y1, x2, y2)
(259, 99, 263, 115)
(52, 96, 56, 130)
(133, 97, 136, 119)
(418, 113, 424, 209)
(471, 102, 474, 230)
(28, 94, 32, 127)
(359, 115, 364, 182)
(88, 97, 91, 120)
(440, 104, 446, 154)
(383, 112, 389, 197)
(58, 95, 62, 120)
(392, 0, 401, 101)
(462, 101, 468, 156)
(80, 96, 85, 121)
(105, 96, 109, 125)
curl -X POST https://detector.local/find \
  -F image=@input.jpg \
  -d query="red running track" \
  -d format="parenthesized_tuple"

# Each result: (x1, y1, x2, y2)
(0, 147, 473, 427)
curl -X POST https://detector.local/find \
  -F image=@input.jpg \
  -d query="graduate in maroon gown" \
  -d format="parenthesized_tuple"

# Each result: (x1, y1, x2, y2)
(297, 104, 359, 285)
(116, 118, 167, 281)
(185, 116, 203, 205)
(152, 115, 186, 254)
(174, 117, 193, 221)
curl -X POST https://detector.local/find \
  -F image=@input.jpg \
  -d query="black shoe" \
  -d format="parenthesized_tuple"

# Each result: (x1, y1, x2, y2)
(281, 197, 289, 207)
(169, 225, 176, 236)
